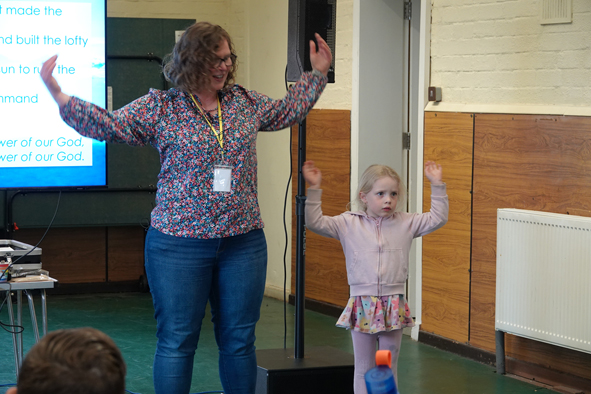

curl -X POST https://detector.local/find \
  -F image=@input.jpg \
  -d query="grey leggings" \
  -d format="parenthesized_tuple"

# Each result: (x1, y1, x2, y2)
(350, 329, 403, 394)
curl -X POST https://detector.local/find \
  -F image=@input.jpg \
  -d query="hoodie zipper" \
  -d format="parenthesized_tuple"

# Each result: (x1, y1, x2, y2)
(376, 217, 383, 297)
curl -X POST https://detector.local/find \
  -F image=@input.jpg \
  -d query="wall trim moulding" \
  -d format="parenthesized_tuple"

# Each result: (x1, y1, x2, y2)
(425, 102, 591, 117)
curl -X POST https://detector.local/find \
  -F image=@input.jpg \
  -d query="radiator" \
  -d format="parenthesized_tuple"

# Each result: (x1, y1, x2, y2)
(495, 208, 591, 367)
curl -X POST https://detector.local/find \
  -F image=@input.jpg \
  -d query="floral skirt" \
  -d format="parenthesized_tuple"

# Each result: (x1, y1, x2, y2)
(336, 295, 415, 333)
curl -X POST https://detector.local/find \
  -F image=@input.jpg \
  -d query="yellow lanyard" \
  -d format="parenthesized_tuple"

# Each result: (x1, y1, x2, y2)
(190, 94, 224, 157)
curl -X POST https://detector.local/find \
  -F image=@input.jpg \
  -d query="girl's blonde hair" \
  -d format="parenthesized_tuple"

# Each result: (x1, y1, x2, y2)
(353, 164, 406, 212)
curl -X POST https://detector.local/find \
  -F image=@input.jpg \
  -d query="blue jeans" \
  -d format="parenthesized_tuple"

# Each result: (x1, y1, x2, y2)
(144, 227, 268, 394)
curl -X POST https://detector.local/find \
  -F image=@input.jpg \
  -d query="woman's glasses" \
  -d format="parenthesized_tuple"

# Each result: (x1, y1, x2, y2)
(214, 54, 237, 68)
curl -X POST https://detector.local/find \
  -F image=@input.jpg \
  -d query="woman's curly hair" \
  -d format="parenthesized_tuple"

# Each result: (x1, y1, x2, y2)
(163, 22, 237, 93)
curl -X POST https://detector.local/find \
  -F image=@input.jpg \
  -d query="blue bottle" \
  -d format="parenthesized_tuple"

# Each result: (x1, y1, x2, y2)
(364, 350, 399, 394)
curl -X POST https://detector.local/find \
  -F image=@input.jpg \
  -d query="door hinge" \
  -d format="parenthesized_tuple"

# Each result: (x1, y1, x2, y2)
(404, 1, 412, 20)
(403, 132, 411, 150)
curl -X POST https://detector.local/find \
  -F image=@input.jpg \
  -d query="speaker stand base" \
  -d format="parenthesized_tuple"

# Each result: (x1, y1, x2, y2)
(255, 346, 354, 394)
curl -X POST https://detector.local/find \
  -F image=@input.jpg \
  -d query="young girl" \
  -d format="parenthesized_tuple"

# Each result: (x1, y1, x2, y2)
(302, 160, 448, 394)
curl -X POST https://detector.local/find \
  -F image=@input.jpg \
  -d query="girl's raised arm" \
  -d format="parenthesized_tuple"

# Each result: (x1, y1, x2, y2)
(424, 161, 443, 185)
(303, 160, 322, 189)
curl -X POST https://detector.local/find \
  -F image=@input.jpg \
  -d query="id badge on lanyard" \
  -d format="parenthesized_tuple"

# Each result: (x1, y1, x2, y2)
(213, 163, 233, 192)
(190, 94, 233, 193)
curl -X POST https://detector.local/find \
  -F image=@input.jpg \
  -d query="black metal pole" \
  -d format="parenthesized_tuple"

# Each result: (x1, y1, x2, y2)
(294, 119, 307, 359)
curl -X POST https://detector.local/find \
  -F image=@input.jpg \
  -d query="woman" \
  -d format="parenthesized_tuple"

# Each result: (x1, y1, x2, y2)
(40, 21, 332, 394)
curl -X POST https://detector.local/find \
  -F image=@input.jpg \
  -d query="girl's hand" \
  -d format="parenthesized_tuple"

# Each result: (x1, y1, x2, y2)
(40, 55, 71, 108)
(425, 161, 443, 185)
(309, 33, 332, 77)
(302, 160, 322, 189)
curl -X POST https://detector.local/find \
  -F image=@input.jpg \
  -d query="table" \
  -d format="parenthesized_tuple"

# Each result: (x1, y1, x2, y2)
(0, 277, 57, 376)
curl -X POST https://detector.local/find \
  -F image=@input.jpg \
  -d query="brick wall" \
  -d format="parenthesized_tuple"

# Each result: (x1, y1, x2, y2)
(430, 0, 591, 107)
(315, 0, 353, 110)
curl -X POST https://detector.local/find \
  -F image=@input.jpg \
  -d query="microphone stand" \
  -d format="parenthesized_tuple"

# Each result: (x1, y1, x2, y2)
(294, 119, 307, 358)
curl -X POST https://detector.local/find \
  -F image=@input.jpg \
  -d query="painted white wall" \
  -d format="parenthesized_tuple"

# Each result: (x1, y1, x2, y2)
(429, 0, 591, 114)
(242, 0, 292, 300)
(106, 0, 229, 21)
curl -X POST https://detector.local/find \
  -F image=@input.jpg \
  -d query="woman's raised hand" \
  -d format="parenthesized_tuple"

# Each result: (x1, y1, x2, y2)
(40, 55, 71, 108)
(309, 33, 332, 77)
(302, 160, 322, 189)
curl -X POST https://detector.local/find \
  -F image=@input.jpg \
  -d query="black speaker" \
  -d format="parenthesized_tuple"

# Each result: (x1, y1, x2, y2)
(255, 347, 354, 394)
(287, 0, 336, 83)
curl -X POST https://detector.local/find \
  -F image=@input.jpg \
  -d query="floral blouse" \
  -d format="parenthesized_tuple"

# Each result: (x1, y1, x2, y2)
(60, 71, 327, 238)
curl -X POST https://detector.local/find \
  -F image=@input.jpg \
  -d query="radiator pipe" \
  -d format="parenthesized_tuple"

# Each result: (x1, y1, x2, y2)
(495, 330, 506, 375)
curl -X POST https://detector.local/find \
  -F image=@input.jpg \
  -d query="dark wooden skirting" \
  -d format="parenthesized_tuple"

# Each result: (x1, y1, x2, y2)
(418, 330, 496, 366)
(45, 281, 145, 296)
(505, 358, 591, 394)
(288, 294, 344, 319)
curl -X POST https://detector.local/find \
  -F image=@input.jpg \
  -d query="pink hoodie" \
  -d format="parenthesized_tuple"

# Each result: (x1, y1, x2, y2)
(305, 184, 448, 296)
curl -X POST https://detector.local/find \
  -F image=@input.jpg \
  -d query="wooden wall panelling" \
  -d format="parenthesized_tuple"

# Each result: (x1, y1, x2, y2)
(15, 228, 107, 283)
(421, 112, 473, 343)
(472, 114, 591, 381)
(291, 109, 351, 308)
(506, 336, 591, 388)
(107, 226, 146, 282)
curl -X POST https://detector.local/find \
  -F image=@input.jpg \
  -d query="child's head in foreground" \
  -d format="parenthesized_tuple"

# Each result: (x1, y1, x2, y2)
(8, 327, 126, 394)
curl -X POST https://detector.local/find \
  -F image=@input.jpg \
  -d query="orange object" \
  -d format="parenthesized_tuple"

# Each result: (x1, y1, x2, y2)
(366, 350, 398, 394)
(375, 350, 391, 368)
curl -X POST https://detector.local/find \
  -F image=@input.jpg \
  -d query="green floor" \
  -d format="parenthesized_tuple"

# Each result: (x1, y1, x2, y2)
(0, 292, 553, 394)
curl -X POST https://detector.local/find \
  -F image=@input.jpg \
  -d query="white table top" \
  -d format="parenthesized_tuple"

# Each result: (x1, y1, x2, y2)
(0, 276, 57, 290)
